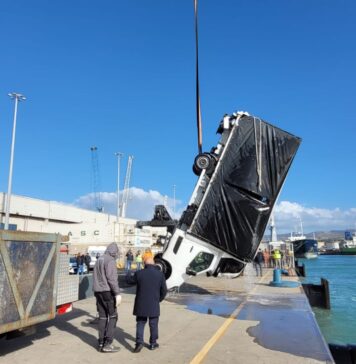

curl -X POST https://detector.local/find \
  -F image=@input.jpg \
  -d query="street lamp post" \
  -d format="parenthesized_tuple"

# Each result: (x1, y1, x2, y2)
(4, 93, 26, 230)
(115, 152, 123, 242)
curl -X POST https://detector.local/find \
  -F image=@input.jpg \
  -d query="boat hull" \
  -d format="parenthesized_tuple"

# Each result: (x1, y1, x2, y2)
(339, 247, 356, 255)
(304, 252, 319, 259)
(293, 239, 318, 260)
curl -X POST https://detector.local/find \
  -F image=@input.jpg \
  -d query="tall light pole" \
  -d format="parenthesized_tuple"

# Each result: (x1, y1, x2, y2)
(4, 93, 26, 230)
(115, 152, 123, 241)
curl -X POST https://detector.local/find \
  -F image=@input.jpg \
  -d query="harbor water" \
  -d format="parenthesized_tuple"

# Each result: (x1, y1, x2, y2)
(300, 255, 356, 345)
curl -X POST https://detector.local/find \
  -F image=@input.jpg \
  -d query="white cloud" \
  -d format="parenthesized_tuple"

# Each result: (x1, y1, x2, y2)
(73, 189, 356, 233)
(73, 187, 183, 221)
(274, 201, 356, 233)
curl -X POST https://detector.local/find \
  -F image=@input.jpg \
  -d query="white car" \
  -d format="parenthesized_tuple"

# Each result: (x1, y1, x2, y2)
(87, 246, 107, 269)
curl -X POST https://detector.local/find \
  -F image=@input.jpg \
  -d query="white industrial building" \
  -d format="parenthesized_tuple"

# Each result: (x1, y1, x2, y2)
(0, 193, 167, 254)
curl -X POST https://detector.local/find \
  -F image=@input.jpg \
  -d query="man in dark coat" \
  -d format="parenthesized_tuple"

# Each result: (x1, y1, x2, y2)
(129, 256, 167, 353)
(93, 243, 121, 353)
(84, 252, 91, 273)
(125, 249, 134, 272)
(254, 248, 264, 277)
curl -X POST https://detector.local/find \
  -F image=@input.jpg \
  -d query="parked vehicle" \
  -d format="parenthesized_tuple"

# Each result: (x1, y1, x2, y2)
(69, 256, 88, 274)
(87, 246, 106, 269)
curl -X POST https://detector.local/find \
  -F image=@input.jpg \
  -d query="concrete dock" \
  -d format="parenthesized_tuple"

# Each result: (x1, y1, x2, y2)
(0, 265, 334, 363)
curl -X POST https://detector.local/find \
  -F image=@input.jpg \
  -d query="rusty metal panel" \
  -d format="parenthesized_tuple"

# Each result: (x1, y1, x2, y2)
(0, 231, 61, 335)
(56, 253, 79, 306)
(0, 253, 20, 325)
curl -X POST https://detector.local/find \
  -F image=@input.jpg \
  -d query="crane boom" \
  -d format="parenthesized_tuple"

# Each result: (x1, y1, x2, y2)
(90, 146, 103, 212)
(120, 155, 133, 218)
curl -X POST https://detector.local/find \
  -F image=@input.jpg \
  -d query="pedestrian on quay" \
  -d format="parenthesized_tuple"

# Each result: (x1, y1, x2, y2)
(84, 252, 91, 273)
(76, 253, 84, 275)
(93, 243, 122, 353)
(126, 248, 134, 272)
(273, 248, 282, 269)
(135, 251, 143, 271)
(142, 248, 153, 266)
(270, 249, 275, 267)
(281, 250, 286, 268)
(254, 249, 264, 277)
(128, 256, 167, 353)
(285, 249, 292, 268)
(263, 248, 270, 268)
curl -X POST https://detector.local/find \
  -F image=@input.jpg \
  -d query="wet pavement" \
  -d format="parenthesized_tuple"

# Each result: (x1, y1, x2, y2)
(168, 293, 243, 318)
(0, 265, 334, 363)
(242, 295, 331, 361)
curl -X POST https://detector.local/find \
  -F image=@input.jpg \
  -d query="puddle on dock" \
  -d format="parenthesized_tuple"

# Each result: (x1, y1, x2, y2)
(240, 301, 332, 362)
(167, 293, 242, 317)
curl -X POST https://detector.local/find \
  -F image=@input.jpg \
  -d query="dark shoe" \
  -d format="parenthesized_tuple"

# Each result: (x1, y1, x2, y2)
(102, 343, 120, 353)
(97, 340, 104, 352)
(97, 343, 104, 352)
(133, 343, 144, 353)
(149, 343, 159, 350)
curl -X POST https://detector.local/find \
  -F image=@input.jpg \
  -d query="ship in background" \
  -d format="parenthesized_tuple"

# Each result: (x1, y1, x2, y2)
(287, 219, 318, 259)
(291, 238, 318, 259)
(339, 231, 356, 254)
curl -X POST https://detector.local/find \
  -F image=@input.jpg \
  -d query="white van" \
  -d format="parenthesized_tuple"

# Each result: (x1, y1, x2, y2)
(87, 246, 107, 269)
(137, 112, 301, 290)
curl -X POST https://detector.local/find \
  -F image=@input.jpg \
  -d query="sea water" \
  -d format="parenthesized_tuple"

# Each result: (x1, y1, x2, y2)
(300, 255, 356, 345)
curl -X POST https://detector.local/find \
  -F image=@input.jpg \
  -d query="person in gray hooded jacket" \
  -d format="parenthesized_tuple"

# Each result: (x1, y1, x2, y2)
(93, 243, 122, 353)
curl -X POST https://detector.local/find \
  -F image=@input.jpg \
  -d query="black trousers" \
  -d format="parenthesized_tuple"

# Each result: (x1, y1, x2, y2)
(136, 316, 159, 345)
(95, 292, 117, 344)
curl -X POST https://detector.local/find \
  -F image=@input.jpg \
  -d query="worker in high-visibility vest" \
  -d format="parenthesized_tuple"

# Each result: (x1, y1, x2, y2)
(273, 249, 281, 269)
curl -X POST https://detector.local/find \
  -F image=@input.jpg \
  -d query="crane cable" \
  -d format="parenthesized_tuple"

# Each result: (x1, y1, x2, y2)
(194, 0, 203, 155)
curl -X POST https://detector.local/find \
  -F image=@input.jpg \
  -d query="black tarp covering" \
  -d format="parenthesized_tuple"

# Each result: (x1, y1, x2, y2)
(189, 115, 301, 261)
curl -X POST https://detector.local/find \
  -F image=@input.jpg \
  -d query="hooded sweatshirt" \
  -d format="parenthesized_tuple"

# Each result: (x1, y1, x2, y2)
(93, 243, 120, 295)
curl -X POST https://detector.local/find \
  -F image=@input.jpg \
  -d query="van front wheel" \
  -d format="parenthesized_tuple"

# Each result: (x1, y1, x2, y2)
(154, 255, 172, 280)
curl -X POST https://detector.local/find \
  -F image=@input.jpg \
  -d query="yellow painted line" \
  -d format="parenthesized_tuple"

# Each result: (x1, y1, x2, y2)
(190, 271, 270, 364)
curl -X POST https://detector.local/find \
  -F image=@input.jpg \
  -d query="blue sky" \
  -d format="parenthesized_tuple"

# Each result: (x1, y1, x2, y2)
(1, 1, 356, 233)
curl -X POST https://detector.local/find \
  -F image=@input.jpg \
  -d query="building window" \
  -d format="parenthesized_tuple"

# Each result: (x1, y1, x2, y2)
(81, 231, 86, 236)
(94, 230, 99, 236)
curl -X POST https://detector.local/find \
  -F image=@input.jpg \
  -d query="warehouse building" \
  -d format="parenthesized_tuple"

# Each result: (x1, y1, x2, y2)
(0, 193, 167, 254)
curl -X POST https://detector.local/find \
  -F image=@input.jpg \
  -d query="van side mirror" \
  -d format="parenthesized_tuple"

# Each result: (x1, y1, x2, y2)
(186, 267, 197, 276)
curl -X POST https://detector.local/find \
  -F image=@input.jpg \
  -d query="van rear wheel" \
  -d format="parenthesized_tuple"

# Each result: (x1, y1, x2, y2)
(193, 153, 216, 176)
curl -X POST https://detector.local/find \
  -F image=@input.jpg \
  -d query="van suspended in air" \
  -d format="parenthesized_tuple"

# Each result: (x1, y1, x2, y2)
(137, 111, 301, 290)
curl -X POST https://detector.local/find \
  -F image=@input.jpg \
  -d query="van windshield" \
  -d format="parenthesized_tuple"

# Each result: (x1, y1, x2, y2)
(188, 252, 214, 273)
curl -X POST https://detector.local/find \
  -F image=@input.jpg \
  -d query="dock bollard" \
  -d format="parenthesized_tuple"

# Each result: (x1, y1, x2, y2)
(273, 268, 282, 284)
(270, 267, 300, 288)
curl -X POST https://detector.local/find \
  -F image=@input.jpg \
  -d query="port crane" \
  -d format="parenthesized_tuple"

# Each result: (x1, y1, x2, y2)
(90, 146, 103, 212)
(120, 155, 133, 218)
